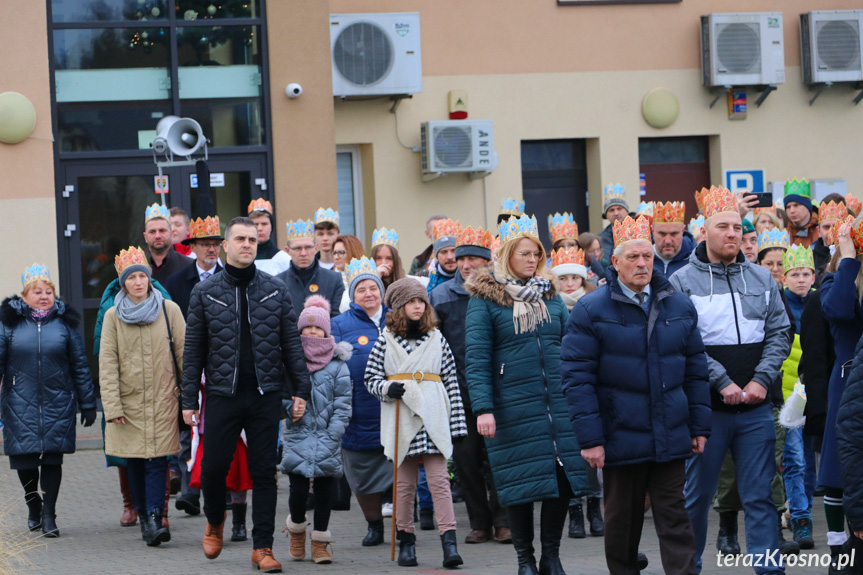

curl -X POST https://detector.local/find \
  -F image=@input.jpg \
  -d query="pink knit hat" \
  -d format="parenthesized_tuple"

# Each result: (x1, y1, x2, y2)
(298, 295, 331, 336)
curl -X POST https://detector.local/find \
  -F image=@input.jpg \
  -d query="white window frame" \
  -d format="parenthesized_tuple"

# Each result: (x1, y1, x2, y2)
(336, 144, 364, 239)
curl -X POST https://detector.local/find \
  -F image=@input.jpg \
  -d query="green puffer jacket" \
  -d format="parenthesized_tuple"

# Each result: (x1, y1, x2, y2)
(781, 333, 802, 400)
(464, 267, 588, 507)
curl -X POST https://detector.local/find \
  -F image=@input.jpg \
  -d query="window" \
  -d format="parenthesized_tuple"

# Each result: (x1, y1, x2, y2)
(336, 146, 364, 239)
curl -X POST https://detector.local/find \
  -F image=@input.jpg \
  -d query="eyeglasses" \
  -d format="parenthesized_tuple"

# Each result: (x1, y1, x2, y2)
(515, 251, 542, 259)
(332, 250, 347, 257)
(289, 245, 315, 253)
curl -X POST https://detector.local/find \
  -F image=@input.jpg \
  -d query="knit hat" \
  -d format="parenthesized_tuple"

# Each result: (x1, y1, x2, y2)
(602, 184, 630, 218)
(742, 218, 756, 235)
(115, 246, 152, 286)
(297, 295, 331, 337)
(784, 179, 813, 212)
(384, 277, 428, 312)
(346, 256, 386, 303)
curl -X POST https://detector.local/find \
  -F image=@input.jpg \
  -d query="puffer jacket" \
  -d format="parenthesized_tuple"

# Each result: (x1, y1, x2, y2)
(464, 267, 588, 507)
(561, 268, 711, 467)
(280, 342, 352, 478)
(100, 299, 184, 459)
(331, 302, 388, 451)
(0, 297, 96, 456)
(837, 334, 863, 532)
(181, 269, 311, 410)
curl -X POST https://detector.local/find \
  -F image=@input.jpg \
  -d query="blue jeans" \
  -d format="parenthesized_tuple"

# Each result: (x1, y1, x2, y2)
(782, 427, 811, 520)
(126, 457, 168, 516)
(418, 463, 433, 511)
(685, 404, 783, 575)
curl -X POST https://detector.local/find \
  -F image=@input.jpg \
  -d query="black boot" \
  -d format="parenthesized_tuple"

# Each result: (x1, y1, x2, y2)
(508, 504, 538, 575)
(231, 503, 248, 542)
(420, 508, 435, 531)
(586, 497, 604, 537)
(538, 500, 568, 575)
(397, 530, 418, 567)
(777, 511, 800, 556)
(41, 510, 59, 538)
(828, 539, 858, 575)
(147, 511, 170, 547)
(139, 509, 154, 544)
(567, 503, 585, 539)
(362, 518, 385, 546)
(25, 493, 42, 532)
(441, 529, 463, 568)
(716, 511, 741, 555)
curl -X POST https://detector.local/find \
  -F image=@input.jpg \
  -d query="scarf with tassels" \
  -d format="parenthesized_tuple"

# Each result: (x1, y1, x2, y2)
(493, 264, 552, 334)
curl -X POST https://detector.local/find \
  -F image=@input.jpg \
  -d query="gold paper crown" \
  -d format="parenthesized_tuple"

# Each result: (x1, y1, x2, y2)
(499, 215, 539, 245)
(188, 216, 222, 240)
(371, 228, 399, 250)
(654, 201, 686, 224)
(845, 193, 862, 216)
(457, 225, 493, 249)
(819, 201, 848, 224)
(754, 206, 778, 217)
(144, 203, 170, 223)
(314, 207, 339, 226)
(703, 186, 737, 220)
(551, 247, 585, 268)
(22, 264, 51, 288)
(114, 246, 150, 277)
(286, 219, 315, 242)
(783, 244, 815, 274)
(247, 198, 273, 215)
(613, 215, 652, 249)
(344, 256, 380, 285)
(695, 187, 711, 212)
(499, 198, 525, 217)
(758, 229, 790, 252)
(547, 212, 578, 244)
(829, 215, 856, 247)
(433, 219, 461, 243)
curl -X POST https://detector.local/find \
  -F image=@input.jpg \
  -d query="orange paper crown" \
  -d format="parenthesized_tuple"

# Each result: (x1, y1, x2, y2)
(703, 186, 737, 220)
(828, 215, 855, 247)
(457, 225, 493, 249)
(188, 216, 222, 240)
(114, 246, 150, 277)
(548, 212, 579, 245)
(819, 201, 848, 224)
(654, 201, 686, 224)
(433, 219, 461, 243)
(613, 215, 652, 249)
(551, 247, 585, 268)
(754, 206, 778, 217)
(247, 198, 273, 215)
(845, 193, 862, 216)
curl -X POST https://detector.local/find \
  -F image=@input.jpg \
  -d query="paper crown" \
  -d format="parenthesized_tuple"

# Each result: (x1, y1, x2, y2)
(784, 179, 811, 200)
(694, 188, 708, 212)
(188, 216, 222, 241)
(551, 247, 585, 268)
(499, 198, 525, 217)
(286, 219, 315, 241)
(22, 263, 51, 288)
(547, 212, 578, 244)
(499, 215, 540, 245)
(754, 206, 778, 217)
(613, 215, 652, 249)
(144, 203, 170, 223)
(371, 227, 399, 250)
(248, 198, 273, 215)
(433, 219, 461, 243)
(688, 215, 705, 237)
(758, 229, 790, 252)
(314, 207, 339, 226)
(457, 225, 493, 249)
(636, 202, 654, 217)
(604, 184, 625, 200)
(845, 193, 862, 216)
(654, 201, 686, 224)
(702, 186, 737, 220)
(114, 246, 150, 277)
(783, 244, 815, 274)
(819, 201, 848, 224)
(344, 256, 379, 285)
(828, 215, 856, 246)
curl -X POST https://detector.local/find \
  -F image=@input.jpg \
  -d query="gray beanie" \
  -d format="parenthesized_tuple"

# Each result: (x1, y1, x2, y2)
(433, 236, 457, 255)
(603, 197, 630, 218)
(349, 272, 385, 304)
(384, 277, 429, 311)
(119, 264, 151, 286)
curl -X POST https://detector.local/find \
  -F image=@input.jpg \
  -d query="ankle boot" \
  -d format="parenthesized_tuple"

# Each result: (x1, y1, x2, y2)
(162, 470, 171, 529)
(586, 497, 604, 536)
(716, 511, 741, 555)
(118, 467, 137, 526)
(397, 530, 418, 567)
(311, 530, 333, 564)
(139, 509, 154, 544)
(41, 510, 59, 538)
(285, 516, 309, 560)
(231, 503, 248, 542)
(777, 511, 800, 556)
(147, 511, 170, 547)
(508, 504, 538, 574)
(441, 530, 463, 568)
(362, 518, 384, 546)
(25, 493, 42, 532)
(567, 502, 585, 539)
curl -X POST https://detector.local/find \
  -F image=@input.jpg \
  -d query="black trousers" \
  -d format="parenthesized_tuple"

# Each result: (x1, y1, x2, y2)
(603, 460, 697, 575)
(201, 387, 281, 550)
(289, 475, 334, 531)
(452, 410, 508, 530)
(127, 457, 168, 515)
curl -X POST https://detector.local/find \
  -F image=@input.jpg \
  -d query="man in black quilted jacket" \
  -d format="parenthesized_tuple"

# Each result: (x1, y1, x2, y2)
(182, 216, 311, 572)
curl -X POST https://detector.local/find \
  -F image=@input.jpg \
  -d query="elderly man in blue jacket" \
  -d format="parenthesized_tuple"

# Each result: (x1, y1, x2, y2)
(561, 215, 711, 575)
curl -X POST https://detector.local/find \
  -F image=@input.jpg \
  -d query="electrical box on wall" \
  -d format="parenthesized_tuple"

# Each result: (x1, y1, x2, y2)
(701, 12, 785, 87)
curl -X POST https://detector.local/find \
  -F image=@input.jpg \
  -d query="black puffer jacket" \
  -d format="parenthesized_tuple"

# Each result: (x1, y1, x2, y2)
(0, 297, 96, 456)
(837, 334, 863, 532)
(181, 268, 311, 409)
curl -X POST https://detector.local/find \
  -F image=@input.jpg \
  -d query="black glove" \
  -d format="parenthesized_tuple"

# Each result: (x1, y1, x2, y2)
(386, 382, 405, 399)
(80, 409, 97, 427)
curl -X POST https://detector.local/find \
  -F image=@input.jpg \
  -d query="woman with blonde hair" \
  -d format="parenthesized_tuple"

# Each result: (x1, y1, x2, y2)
(754, 208, 784, 235)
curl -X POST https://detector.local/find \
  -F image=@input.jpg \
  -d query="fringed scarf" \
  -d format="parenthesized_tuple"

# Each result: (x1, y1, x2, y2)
(493, 262, 551, 334)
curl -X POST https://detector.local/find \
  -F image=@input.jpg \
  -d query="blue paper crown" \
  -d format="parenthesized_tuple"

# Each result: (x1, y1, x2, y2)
(547, 212, 575, 230)
(637, 201, 654, 216)
(22, 263, 51, 287)
(286, 219, 316, 241)
(688, 215, 705, 237)
(758, 228, 790, 252)
(145, 203, 170, 223)
(604, 184, 625, 199)
(314, 207, 340, 226)
(345, 256, 380, 285)
(371, 228, 399, 250)
(499, 215, 539, 245)
(499, 198, 526, 217)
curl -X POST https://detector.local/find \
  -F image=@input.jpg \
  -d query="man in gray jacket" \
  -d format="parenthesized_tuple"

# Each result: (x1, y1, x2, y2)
(669, 188, 790, 575)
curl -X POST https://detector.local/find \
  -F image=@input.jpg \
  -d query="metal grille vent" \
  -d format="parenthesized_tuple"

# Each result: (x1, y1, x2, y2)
(433, 126, 472, 168)
(816, 20, 861, 70)
(716, 22, 761, 73)
(332, 22, 394, 86)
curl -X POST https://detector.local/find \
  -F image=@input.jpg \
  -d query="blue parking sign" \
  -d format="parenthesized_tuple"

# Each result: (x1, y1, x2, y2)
(724, 169, 765, 195)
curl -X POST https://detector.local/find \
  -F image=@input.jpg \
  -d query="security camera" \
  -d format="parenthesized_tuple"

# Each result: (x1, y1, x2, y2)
(286, 83, 303, 98)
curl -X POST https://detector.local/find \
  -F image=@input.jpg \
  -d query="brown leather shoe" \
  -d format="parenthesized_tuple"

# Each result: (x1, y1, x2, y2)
(202, 514, 226, 560)
(494, 526, 512, 543)
(251, 548, 283, 572)
(464, 528, 491, 544)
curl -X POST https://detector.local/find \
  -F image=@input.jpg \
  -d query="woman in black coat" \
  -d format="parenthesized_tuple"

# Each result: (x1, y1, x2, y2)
(0, 266, 96, 537)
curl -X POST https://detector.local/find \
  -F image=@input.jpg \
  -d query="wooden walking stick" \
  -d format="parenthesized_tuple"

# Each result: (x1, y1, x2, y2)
(390, 401, 400, 561)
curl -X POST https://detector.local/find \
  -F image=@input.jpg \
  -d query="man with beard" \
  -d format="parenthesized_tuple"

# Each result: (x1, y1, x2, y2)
(425, 219, 461, 294)
(143, 203, 193, 285)
(652, 202, 695, 278)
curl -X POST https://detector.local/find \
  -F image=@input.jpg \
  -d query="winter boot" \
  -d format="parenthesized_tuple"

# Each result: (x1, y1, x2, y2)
(147, 511, 170, 546)
(286, 516, 309, 560)
(586, 497, 604, 536)
(509, 504, 538, 575)
(716, 511, 741, 555)
(139, 508, 154, 545)
(441, 529, 463, 568)
(538, 502, 568, 575)
(397, 530, 418, 567)
(828, 539, 858, 575)
(567, 502, 585, 539)
(362, 518, 384, 547)
(231, 503, 248, 542)
(420, 508, 435, 531)
(791, 517, 815, 549)
(311, 530, 334, 564)
(41, 496, 59, 538)
(777, 511, 800, 555)
(118, 467, 137, 526)
(25, 492, 42, 532)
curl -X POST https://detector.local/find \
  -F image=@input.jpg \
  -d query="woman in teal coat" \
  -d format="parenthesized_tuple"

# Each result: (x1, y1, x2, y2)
(465, 215, 588, 575)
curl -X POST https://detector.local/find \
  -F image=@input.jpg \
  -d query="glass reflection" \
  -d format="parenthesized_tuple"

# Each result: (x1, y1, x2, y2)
(175, 0, 259, 20)
(52, 0, 167, 23)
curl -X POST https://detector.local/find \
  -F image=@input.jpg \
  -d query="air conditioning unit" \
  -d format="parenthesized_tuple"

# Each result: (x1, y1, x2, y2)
(330, 12, 422, 98)
(701, 12, 785, 87)
(420, 121, 497, 179)
(801, 10, 863, 84)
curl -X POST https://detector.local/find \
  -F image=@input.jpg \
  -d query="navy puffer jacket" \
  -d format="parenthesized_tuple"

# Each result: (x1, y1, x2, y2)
(561, 269, 711, 467)
(0, 297, 96, 456)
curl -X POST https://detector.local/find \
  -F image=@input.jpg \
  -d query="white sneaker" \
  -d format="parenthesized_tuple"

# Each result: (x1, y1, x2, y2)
(381, 503, 393, 517)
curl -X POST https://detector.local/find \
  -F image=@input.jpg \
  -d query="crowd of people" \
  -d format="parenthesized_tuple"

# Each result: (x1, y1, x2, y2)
(2, 179, 863, 575)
